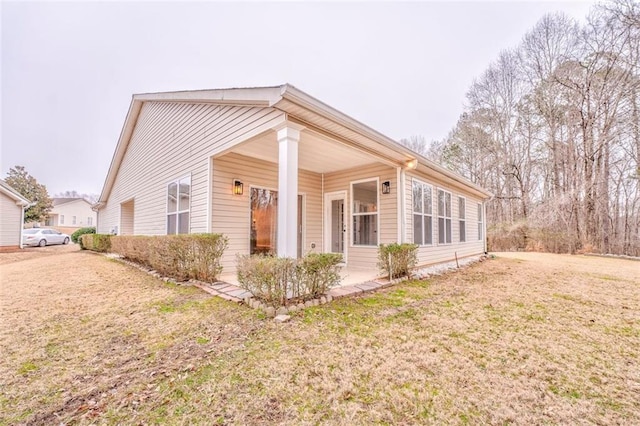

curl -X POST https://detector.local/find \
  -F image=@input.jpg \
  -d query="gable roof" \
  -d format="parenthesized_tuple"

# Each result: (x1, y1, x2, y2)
(52, 197, 89, 206)
(0, 179, 31, 206)
(98, 84, 492, 204)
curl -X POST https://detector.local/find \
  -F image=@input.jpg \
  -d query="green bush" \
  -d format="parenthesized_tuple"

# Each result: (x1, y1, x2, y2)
(378, 243, 418, 279)
(79, 233, 112, 252)
(236, 253, 343, 307)
(110, 234, 228, 282)
(71, 227, 95, 243)
(295, 253, 343, 298)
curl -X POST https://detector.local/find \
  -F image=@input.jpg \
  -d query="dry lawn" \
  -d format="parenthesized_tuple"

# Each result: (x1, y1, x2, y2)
(1, 247, 638, 425)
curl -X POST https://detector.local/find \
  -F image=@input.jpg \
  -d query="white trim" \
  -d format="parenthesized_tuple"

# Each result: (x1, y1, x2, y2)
(166, 174, 192, 235)
(458, 195, 467, 243)
(206, 157, 212, 233)
(396, 167, 402, 243)
(276, 125, 300, 258)
(350, 177, 379, 248)
(437, 187, 453, 245)
(411, 177, 434, 246)
(19, 205, 25, 249)
(324, 190, 348, 262)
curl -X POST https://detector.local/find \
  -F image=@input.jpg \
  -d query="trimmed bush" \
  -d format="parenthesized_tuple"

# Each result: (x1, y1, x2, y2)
(237, 255, 295, 308)
(378, 243, 418, 279)
(71, 227, 96, 243)
(110, 234, 228, 282)
(295, 253, 343, 298)
(237, 253, 343, 307)
(79, 233, 112, 252)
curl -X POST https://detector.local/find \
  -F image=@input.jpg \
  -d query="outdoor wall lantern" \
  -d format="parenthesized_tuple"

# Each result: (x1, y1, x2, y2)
(381, 181, 391, 195)
(233, 179, 244, 195)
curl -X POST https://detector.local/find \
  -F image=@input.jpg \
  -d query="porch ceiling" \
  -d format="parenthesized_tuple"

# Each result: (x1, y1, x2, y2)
(232, 129, 378, 174)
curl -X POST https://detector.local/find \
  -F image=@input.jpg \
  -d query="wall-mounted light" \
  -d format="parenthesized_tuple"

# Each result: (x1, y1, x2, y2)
(381, 181, 391, 195)
(233, 179, 244, 195)
(405, 159, 418, 170)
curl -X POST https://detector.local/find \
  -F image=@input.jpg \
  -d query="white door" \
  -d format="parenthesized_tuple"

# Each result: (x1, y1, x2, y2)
(324, 191, 347, 262)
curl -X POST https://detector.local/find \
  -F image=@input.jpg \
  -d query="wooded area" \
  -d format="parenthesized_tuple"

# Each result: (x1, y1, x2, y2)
(417, 1, 639, 256)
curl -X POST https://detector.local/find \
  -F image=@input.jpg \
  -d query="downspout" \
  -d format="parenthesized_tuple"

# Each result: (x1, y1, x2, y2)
(19, 204, 25, 249)
(399, 167, 407, 244)
(483, 200, 488, 254)
(396, 167, 403, 243)
(321, 173, 324, 252)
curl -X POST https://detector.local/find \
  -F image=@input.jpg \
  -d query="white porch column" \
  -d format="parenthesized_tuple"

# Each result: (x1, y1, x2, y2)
(276, 125, 301, 257)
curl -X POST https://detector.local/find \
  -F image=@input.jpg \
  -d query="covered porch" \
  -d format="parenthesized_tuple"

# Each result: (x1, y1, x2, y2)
(210, 118, 416, 283)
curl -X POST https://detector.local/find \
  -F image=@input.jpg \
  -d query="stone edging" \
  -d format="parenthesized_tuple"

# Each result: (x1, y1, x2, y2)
(102, 252, 487, 321)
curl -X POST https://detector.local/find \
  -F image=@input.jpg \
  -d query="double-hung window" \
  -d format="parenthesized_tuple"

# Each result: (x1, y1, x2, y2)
(87, 217, 93, 226)
(352, 180, 378, 246)
(458, 196, 466, 243)
(60, 215, 65, 225)
(412, 179, 433, 245)
(167, 176, 191, 234)
(437, 189, 452, 244)
(478, 203, 484, 241)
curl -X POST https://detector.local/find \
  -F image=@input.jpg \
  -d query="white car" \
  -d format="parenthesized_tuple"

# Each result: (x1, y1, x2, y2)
(22, 229, 70, 247)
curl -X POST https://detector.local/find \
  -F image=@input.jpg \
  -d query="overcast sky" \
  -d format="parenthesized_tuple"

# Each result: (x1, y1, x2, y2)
(1, 0, 595, 196)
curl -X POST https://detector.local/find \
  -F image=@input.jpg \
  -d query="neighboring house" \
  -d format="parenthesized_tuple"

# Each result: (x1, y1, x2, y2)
(0, 179, 31, 250)
(46, 198, 97, 228)
(95, 84, 491, 278)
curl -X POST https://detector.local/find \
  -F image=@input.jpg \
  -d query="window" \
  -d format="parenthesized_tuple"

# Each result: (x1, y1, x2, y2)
(250, 188, 278, 255)
(72, 216, 77, 225)
(412, 179, 433, 245)
(87, 217, 93, 226)
(352, 180, 378, 246)
(167, 176, 191, 234)
(478, 203, 484, 241)
(458, 197, 466, 243)
(60, 215, 65, 225)
(437, 189, 452, 244)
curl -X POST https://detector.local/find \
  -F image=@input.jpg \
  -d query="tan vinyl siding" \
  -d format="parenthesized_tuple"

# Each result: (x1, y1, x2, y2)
(97, 102, 284, 234)
(405, 172, 485, 266)
(324, 163, 397, 268)
(212, 153, 322, 272)
(0, 192, 23, 247)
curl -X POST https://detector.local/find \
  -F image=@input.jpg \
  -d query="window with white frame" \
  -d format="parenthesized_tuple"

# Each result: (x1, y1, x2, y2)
(87, 217, 93, 226)
(478, 203, 483, 241)
(458, 196, 466, 243)
(412, 179, 433, 245)
(352, 180, 378, 246)
(72, 216, 77, 225)
(437, 189, 452, 244)
(60, 215, 65, 225)
(167, 176, 191, 234)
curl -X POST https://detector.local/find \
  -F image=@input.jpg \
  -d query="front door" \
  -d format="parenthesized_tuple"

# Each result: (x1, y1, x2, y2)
(324, 191, 347, 262)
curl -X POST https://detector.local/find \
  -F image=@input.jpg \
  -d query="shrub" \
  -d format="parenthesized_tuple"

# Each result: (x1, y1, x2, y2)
(71, 227, 96, 243)
(236, 253, 343, 307)
(79, 233, 111, 252)
(110, 234, 228, 282)
(295, 253, 343, 298)
(237, 255, 295, 308)
(378, 243, 418, 279)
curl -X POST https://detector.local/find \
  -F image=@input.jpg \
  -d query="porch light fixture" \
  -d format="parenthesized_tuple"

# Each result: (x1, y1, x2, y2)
(381, 181, 391, 194)
(233, 179, 244, 195)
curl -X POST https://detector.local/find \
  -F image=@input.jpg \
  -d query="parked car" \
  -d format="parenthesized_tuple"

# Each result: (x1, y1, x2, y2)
(22, 229, 70, 247)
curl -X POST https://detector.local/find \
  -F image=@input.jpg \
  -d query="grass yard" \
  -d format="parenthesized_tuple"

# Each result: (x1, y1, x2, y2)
(1, 247, 638, 425)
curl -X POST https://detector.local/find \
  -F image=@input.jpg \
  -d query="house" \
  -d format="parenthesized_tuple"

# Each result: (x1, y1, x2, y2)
(0, 179, 31, 250)
(95, 84, 491, 281)
(46, 198, 97, 229)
